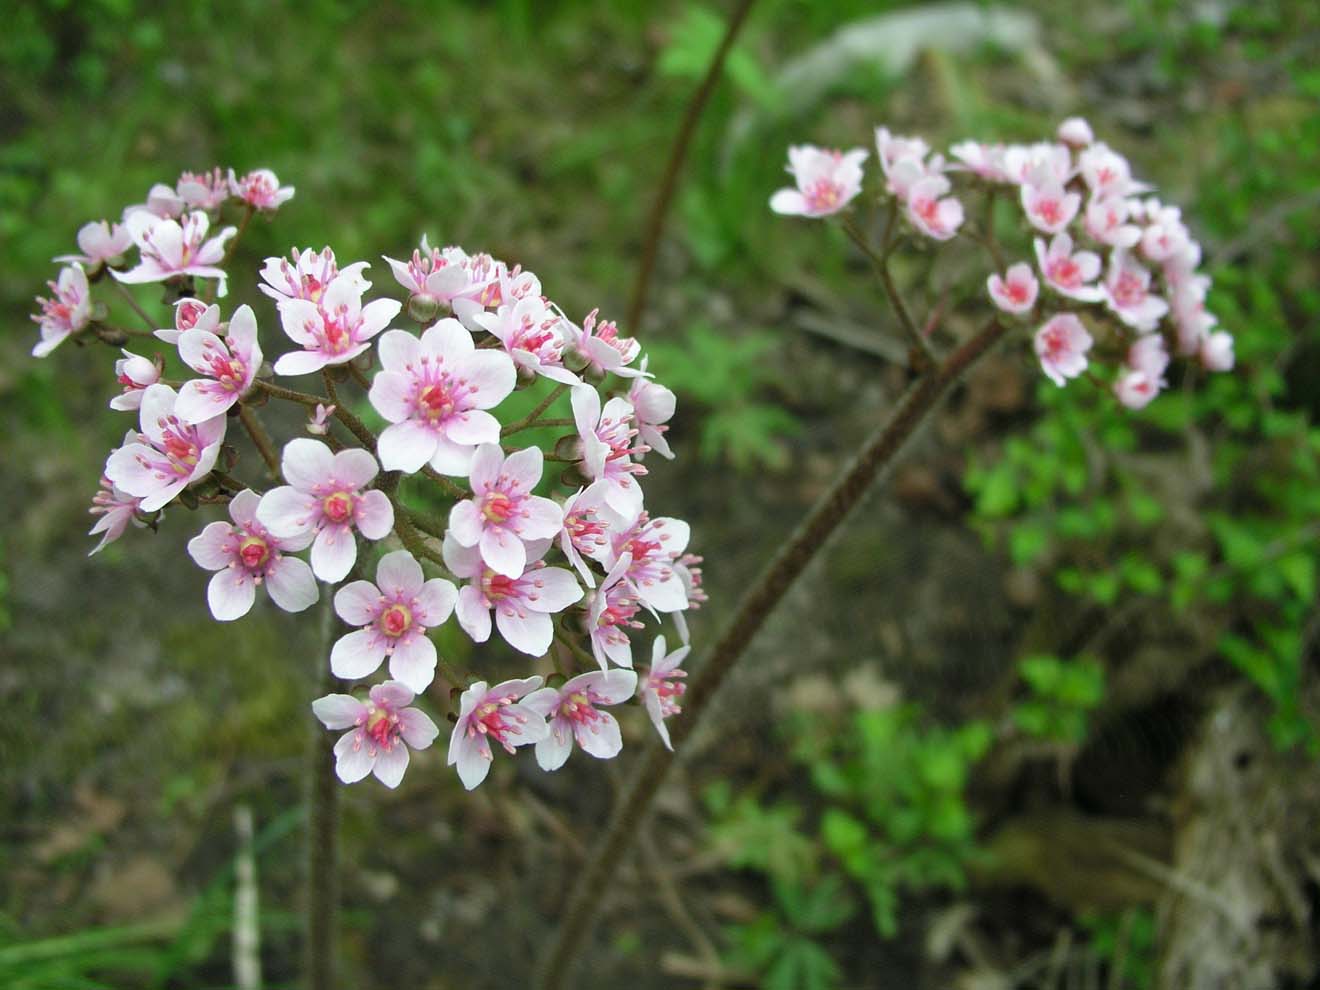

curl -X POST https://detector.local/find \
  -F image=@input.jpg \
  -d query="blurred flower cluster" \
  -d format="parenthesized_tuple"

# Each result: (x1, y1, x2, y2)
(771, 118, 1233, 408)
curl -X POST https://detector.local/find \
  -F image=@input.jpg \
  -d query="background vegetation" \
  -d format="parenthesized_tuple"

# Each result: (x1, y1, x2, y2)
(2, 1, 1318, 987)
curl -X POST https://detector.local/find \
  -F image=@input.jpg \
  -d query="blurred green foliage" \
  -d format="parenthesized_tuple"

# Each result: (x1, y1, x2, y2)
(1013, 654, 1106, 743)
(706, 703, 990, 986)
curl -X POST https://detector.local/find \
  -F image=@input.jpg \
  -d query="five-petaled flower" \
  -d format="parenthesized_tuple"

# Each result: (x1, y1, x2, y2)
(274, 275, 401, 375)
(314, 681, 439, 788)
(445, 534, 584, 657)
(328, 550, 457, 693)
(448, 677, 548, 790)
(523, 670, 638, 771)
(105, 384, 227, 512)
(370, 319, 517, 475)
(769, 145, 868, 218)
(448, 444, 564, 578)
(256, 438, 395, 582)
(186, 489, 319, 621)
(1034, 313, 1094, 388)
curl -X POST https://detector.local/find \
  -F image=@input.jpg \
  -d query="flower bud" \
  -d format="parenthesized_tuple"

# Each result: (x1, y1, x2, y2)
(407, 292, 443, 324)
(553, 434, 583, 462)
(561, 344, 590, 373)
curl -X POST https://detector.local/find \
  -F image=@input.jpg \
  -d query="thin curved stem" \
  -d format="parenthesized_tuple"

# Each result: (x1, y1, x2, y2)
(535, 317, 1008, 990)
(321, 371, 379, 452)
(841, 215, 935, 369)
(254, 379, 329, 407)
(421, 465, 470, 499)
(625, 0, 758, 333)
(108, 280, 159, 334)
(501, 384, 571, 437)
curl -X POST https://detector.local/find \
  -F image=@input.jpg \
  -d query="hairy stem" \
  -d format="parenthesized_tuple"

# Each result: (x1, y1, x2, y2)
(305, 593, 340, 990)
(254, 379, 329, 407)
(624, 0, 758, 333)
(321, 371, 379, 452)
(536, 317, 1008, 990)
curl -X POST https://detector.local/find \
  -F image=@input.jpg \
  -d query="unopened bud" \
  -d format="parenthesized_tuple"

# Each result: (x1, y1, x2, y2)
(561, 344, 590, 373)
(514, 363, 537, 389)
(553, 434, 583, 462)
(407, 292, 442, 324)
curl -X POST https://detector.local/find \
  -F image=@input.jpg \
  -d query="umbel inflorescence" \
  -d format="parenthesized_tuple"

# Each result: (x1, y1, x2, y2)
(770, 117, 1234, 405)
(32, 168, 703, 791)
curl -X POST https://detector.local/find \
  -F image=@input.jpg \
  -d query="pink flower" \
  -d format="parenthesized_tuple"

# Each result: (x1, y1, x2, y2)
(369, 320, 517, 476)
(1033, 233, 1104, 303)
(1034, 313, 1093, 387)
(307, 403, 335, 435)
(949, 140, 1008, 181)
(55, 220, 133, 268)
(155, 298, 218, 346)
(628, 356, 676, 460)
(1002, 143, 1072, 186)
(177, 168, 231, 210)
(875, 127, 931, 179)
(1103, 251, 1168, 332)
(471, 297, 578, 385)
(1083, 197, 1142, 249)
(637, 635, 690, 750)
(769, 145, 867, 218)
(1113, 334, 1169, 410)
(115, 211, 236, 288)
(31, 263, 91, 357)
(328, 550, 457, 692)
(186, 490, 318, 620)
(88, 465, 143, 556)
(444, 534, 583, 657)
(110, 349, 162, 412)
(559, 481, 613, 586)
(522, 669, 638, 771)
(229, 169, 295, 211)
(1138, 203, 1190, 263)
(314, 681, 439, 788)
(563, 308, 642, 379)
(1079, 143, 1148, 199)
(571, 385, 646, 517)
(105, 384, 226, 512)
(1020, 168, 1081, 234)
(1057, 117, 1094, 147)
(1200, 330, 1235, 372)
(607, 510, 691, 614)
(448, 444, 564, 578)
(671, 553, 708, 645)
(906, 175, 964, 241)
(124, 183, 184, 220)
(986, 262, 1040, 315)
(255, 438, 395, 583)
(383, 240, 473, 302)
(174, 303, 263, 423)
(447, 676, 548, 790)
(586, 553, 643, 668)
(274, 276, 401, 375)
(259, 247, 371, 306)
(450, 258, 542, 321)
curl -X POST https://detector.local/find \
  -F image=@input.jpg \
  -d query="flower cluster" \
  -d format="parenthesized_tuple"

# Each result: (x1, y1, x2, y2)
(32, 168, 701, 792)
(771, 118, 1233, 408)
